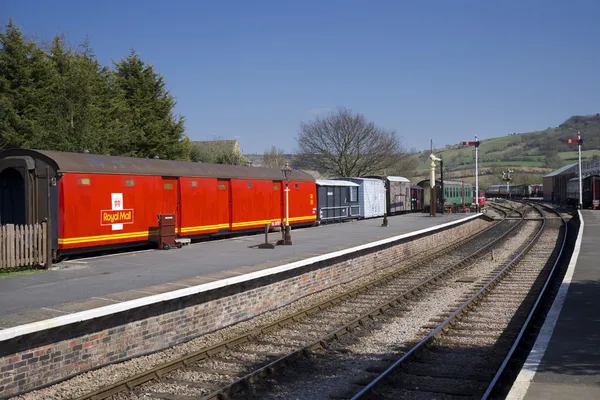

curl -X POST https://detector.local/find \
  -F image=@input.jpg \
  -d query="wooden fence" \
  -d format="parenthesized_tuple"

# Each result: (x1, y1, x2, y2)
(0, 223, 47, 269)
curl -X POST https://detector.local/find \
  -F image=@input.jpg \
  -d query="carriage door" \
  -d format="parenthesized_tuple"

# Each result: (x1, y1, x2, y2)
(161, 178, 180, 232)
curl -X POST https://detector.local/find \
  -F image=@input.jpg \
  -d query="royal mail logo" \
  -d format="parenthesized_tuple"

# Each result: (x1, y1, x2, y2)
(101, 209, 134, 225)
(101, 193, 134, 230)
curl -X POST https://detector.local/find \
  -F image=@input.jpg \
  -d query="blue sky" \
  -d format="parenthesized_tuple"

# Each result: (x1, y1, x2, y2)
(3, 0, 600, 154)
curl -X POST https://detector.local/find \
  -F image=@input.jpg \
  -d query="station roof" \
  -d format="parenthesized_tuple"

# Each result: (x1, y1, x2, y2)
(0, 149, 316, 181)
(544, 163, 578, 178)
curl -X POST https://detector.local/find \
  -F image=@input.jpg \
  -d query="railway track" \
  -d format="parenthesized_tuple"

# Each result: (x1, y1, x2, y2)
(347, 203, 566, 400)
(60, 205, 531, 400)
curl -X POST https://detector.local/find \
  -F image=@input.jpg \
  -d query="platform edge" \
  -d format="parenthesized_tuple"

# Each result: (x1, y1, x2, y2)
(0, 214, 481, 342)
(505, 210, 584, 400)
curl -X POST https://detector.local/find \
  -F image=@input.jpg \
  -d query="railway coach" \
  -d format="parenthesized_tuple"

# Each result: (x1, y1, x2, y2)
(417, 179, 473, 213)
(0, 149, 317, 260)
(566, 175, 600, 209)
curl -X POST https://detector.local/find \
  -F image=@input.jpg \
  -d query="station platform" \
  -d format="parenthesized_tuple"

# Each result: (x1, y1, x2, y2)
(508, 210, 600, 400)
(0, 212, 472, 330)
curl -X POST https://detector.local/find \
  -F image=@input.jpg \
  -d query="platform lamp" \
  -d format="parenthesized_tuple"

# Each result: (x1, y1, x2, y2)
(278, 162, 293, 245)
(381, 175, 389, 227)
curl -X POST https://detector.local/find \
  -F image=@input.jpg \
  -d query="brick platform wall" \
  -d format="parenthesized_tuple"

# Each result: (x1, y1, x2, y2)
(0, 217, 489, 396)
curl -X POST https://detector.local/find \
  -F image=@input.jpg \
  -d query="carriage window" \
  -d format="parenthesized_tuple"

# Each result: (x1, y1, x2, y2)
(349, 187, 358, 202)
(78, 177, 91, 186)
(247, 182, 252, 188)
(218, 183, 226, 190)
(295, 183, 299, 188)
(163, 183, 173, 190)
(125, 179, 135, 187)
(191, 180, 198, 187)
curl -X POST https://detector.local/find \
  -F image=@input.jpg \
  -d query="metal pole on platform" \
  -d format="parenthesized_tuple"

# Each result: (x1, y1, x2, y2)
(578, 130, 583, 209)
(278, 163, 293, 245)
(381, 176, 389, 227)
(475, 135, 479, 213)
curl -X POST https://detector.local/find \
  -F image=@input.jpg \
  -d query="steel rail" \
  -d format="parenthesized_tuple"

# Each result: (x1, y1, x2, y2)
(198, 208, 523, 400)
(480, 203, 568, 399)
(73, 209, 511, 400)
(350, 203, 551, 400)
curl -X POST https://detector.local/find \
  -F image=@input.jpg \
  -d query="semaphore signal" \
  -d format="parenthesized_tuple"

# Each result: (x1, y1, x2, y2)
(564, 131, 583, 208)
(459, 136, 480, 212)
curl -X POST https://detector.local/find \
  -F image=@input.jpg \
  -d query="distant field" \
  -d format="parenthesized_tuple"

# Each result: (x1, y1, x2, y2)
(559, 150, 600, 160)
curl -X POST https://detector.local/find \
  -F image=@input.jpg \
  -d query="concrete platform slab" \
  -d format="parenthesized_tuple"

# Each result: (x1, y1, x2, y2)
(0, 308, 68, 329)
(0, 212, 471, 322)
(507, 211, 600, 400)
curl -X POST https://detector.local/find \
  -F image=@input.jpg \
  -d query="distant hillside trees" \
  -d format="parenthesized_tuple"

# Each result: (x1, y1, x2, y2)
(0, 19, 190, 160)
(295, 107, 411, 177)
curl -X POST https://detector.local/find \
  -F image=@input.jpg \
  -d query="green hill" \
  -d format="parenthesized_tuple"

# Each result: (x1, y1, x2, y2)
(412, 114, 600, 188)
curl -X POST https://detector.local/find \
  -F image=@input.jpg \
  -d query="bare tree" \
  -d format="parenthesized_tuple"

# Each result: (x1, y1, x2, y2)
(295, 107, 408, 177)
(190, 138, 248, 165)
(263, 145, 286, 169)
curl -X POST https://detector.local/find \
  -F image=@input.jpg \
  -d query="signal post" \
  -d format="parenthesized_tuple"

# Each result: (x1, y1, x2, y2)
(565, 132, 583, 209)
(460, 136, 480, 212)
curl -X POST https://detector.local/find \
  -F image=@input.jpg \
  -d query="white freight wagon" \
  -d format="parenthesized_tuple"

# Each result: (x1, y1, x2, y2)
(335, 177, 386, 219)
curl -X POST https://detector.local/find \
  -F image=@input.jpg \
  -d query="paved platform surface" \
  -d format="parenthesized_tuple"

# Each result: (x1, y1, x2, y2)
(509, 210, 600, 400)
(0, 213, 471, 329)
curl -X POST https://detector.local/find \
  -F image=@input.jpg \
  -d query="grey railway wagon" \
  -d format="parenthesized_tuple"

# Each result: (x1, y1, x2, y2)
(315, 179, 361, 223)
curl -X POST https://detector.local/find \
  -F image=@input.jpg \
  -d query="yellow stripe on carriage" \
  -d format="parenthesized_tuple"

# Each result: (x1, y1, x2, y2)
(58, 216, 317, 245)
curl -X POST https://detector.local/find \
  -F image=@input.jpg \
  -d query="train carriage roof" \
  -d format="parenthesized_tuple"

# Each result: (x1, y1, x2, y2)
(316, 179, 359, 187)
(364, 175, 410, 183)
(387, 176, 410, 183)
(417, 179, 473, 186)
(0, 149, 316, 181)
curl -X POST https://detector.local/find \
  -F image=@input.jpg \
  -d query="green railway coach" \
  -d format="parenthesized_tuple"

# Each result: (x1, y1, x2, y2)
(417, 180, 474, 212)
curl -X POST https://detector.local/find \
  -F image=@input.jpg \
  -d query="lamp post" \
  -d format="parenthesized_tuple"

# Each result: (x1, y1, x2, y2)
(278, 163, 293, 245)
(381, 176, 389, 227)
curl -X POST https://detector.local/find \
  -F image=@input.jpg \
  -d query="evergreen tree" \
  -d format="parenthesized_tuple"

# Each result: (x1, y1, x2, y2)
(0, 20, 190, 161)
(113, 50, 189, 160)
(0, 19, 51, 150)
(44, 35, 125, 154)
